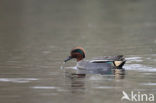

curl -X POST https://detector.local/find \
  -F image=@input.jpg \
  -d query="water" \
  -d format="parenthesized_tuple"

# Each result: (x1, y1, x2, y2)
(0, 0, 156, 103)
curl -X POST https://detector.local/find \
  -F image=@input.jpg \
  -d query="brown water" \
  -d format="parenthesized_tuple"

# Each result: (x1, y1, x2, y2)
(0, 0, 156, 103)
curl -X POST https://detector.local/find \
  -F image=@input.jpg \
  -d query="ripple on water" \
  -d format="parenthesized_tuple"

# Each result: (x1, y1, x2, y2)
(31, 86, 68, 92)
(124, 64, 156, 72)
(126, 57, 143, 63)
(0, 78, 38, 83)
(93, 86, 120, 89)
(125, 55, 156, 72)
(31, 86, 58, 89)
(140, 83, 156, 86)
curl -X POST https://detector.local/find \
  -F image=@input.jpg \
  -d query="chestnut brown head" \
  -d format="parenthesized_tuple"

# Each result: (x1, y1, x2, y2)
(64, 47, 86, 62)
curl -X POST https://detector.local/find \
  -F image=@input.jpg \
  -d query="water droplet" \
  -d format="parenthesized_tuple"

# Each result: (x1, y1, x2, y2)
(60, 66, 64, 70)
(60, 62, 66, 69)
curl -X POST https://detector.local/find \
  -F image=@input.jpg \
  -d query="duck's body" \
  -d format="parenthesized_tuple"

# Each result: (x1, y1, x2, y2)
(76, 55, 126, 74)
(77, 60, 113, 74)
(64, 47, 126, 74)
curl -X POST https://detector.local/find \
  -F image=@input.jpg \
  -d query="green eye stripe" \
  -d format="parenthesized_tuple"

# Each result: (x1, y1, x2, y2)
(73, 49, 85, 57)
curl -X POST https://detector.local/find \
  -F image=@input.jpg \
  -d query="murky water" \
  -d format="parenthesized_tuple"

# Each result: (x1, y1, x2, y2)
(0, 0, 156, 103)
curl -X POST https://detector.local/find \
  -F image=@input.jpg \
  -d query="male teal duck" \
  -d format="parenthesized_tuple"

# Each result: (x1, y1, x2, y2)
(64, 47, 126, 74)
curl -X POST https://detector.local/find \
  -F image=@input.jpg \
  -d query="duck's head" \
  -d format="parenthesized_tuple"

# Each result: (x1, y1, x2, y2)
(64, 47, 86, 62)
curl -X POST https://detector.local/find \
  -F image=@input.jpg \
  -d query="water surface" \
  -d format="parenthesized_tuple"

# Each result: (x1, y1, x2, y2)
(0, 0, 156, 103)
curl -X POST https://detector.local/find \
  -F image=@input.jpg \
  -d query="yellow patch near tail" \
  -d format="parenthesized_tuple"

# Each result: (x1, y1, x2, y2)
(114, 61, 123, 67)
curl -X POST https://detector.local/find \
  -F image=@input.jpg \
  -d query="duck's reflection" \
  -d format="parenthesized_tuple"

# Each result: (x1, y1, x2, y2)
(65, 68, 125, 79)
(113, 69, 125, 79)
(65, 68, 125, 93)
(70, 74, 86, 88)
(65, 73, 86, 95)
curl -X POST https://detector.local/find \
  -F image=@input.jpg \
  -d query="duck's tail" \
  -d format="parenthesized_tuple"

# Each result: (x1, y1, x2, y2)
(116, 55, 124, 61)
(113, 60, 126, 69)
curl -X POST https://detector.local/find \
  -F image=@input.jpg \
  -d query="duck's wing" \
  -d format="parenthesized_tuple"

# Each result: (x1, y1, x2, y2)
(90, 55, 126, 68)
(90, 55, 125, 61)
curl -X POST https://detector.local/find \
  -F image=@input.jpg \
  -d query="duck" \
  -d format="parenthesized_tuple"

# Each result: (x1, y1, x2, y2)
(64, 47, 126, 75)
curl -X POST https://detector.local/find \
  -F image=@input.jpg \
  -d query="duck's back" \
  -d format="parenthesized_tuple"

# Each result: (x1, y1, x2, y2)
(90, 55, 125, 62)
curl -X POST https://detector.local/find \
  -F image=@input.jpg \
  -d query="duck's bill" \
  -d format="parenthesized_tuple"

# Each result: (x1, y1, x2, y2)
(64, 56, 72, 62)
